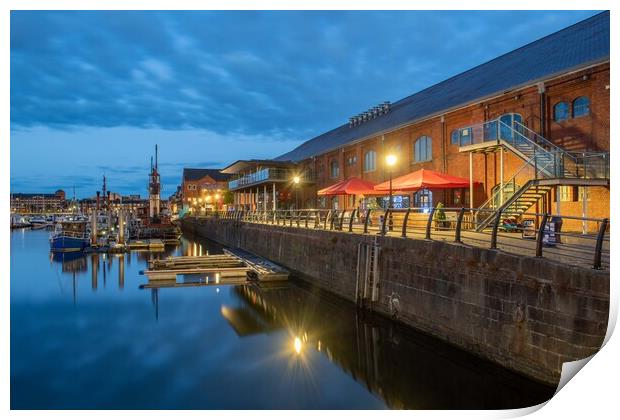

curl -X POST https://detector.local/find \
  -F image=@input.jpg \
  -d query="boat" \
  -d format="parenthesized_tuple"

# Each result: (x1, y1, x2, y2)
(10, 214, 32, 229)
(49, 220, 90, 253)
(29, 215, 48, 229)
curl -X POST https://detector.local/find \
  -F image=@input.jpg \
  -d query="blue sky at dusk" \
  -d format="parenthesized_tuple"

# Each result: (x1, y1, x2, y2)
(10, 10, 599, 198)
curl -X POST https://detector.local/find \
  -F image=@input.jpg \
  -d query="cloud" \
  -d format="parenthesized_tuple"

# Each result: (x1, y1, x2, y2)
(10, 10, 599, 139)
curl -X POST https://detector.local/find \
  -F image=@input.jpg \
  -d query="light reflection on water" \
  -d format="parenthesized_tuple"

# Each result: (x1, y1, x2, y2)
(10, 229, 556, 409)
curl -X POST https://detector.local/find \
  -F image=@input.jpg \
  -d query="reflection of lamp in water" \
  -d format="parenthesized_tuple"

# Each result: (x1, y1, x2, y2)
(294, 337, 302, 355)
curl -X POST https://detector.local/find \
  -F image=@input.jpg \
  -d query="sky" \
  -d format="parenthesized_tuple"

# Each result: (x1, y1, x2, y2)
(10, 10, 600, 198)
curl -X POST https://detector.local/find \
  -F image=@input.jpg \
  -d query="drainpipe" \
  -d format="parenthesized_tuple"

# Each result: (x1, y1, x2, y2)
(537, 82, 546, 137)
(440, 115, 446, 173)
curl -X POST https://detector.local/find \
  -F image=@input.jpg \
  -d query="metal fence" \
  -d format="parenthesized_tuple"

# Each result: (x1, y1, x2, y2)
(192, 207, 609, 270)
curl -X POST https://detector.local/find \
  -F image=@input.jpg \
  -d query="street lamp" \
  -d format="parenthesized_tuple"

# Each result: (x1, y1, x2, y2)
(386, 154, 397, 230)
(293, 176, 301, 209)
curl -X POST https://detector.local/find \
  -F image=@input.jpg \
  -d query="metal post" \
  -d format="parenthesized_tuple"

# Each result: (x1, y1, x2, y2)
(381, 208, 389, 235)
(490, 210, 502, 249)
(296, 210, 301, 227)
(272, 183, 276, 211)
(469, 152, 474, 216)
(425, 207, 436, 240)
(499, 148, 504, 206)
(329, 210, 337, 230)
(347, 208, 355, 232)
(339, 210, 346, 231)
(364, 209, 372, 234)
(593, 218, 608, 269)
(582, 187, 588, 234)
(401, 208, 411, 238)
(324, 210, 332, 230)
(304, 211, 309, 228)
(454, 207, 465, 242)
(535, 213, 549, 258)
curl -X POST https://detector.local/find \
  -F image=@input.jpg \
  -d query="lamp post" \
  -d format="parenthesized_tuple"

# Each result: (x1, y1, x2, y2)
(385, 154, 397, 230)
(293, 176, 301, 209)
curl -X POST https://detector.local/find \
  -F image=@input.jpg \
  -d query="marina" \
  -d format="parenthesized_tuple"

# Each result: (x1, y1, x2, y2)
(10, 228, 555, 409)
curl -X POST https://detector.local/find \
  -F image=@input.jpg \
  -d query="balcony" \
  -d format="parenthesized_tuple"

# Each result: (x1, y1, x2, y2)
(228, 167, 294, 190)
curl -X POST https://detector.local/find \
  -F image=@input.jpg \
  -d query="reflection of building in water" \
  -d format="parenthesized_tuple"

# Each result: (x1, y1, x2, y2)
(228, 284, 555, 409)
(118, 255, 125, 289)
(91, 254, 99, 291)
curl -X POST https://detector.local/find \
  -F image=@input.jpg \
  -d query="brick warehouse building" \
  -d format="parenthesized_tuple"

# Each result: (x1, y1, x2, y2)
(224, 12, 609, 232)
(181, 168, 231, 211)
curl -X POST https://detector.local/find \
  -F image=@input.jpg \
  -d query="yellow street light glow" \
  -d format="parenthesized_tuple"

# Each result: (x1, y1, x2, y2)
(293, 176, 301, 184)
(214, 193, 220, 200)
(293, 337, 302, 354)
(386, 154, 397, 167)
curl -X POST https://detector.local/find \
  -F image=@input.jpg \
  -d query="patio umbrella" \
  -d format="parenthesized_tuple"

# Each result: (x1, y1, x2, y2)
(373, 168, 479, 191)
(317, 177, 378, 196)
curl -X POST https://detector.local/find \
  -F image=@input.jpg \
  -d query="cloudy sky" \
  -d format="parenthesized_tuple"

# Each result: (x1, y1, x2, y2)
(10, 10, 598, 197)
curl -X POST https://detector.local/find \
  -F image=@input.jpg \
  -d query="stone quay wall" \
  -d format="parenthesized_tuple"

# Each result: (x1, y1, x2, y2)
(182, 217, 609, 385)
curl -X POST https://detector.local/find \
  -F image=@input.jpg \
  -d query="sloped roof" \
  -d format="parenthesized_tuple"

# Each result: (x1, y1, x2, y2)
(275, 11, 609, 163)
(182, 168, 230, 182)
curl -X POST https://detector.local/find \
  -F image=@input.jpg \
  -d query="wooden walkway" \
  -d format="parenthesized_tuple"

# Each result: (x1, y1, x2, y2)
(142, 248, 289, 282)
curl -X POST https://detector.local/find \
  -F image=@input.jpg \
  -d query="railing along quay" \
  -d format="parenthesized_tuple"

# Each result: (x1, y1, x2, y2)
(192, 207, 610, 270)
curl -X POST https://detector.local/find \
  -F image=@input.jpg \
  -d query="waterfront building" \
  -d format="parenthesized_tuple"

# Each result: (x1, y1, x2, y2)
(228, 12, 608, 232)
(11, 190, 67, 213)
(182, 168, 231, 212)
(222, 160, 309, 210)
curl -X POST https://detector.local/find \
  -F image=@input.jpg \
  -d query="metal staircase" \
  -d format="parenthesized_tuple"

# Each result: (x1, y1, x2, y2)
(460, 116, 609, 231)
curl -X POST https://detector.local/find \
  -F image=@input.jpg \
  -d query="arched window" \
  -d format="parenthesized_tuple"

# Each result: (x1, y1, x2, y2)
(330, 160, 339, 178)
(414, 189, 432, 208)
(554, 102, 570, 122)
(573, 96, 590, 118)
(414, 135, 432, 162)
(363, 150, 376, 172)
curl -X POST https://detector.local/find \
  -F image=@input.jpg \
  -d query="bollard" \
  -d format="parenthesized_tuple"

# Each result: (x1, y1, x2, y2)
(490, 209, 502, 249)
(454, 208, 465, 242)
(593, 218, 608, 269)
(425, 207, 436, 240)
(535, 213, 549, 257)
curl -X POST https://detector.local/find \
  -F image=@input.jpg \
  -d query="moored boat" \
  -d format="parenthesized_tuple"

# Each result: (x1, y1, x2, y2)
(49, 221, 90, 253)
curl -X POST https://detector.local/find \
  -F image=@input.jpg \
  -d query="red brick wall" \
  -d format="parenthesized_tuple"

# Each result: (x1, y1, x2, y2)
(303, 63, 609, 219)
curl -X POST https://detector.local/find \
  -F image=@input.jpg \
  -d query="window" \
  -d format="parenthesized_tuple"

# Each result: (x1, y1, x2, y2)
(330, 160, 339, 178)
(573, 96, 590, 118)
(451, 130, 459, 145)
(187, 184, 197, 191)
(499, 113, 523, 140)
(363, 150, 376, 172)
(414, 189, 432, 208)
(413, 135, 432, 162)
(347, 155, 357, 166)
(554, 102, 570, 122)
(558, 186, 572, 202)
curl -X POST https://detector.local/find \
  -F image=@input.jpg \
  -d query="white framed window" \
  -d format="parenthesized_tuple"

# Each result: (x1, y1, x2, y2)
(413, 135, 432, 163)
(364, 150, 376, 172)
(330, 160, 340, 178)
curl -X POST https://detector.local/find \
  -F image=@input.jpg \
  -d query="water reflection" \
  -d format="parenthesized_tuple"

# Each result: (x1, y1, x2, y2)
(218, 283, 556, 409)
(12, 229, 555, 409)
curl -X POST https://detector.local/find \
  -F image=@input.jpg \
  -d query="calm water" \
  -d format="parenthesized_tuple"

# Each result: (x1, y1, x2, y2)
(10, 229, 556, 409)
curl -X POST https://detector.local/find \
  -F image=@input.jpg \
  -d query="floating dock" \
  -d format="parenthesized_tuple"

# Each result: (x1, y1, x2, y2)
(142, 248, 290, 283)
